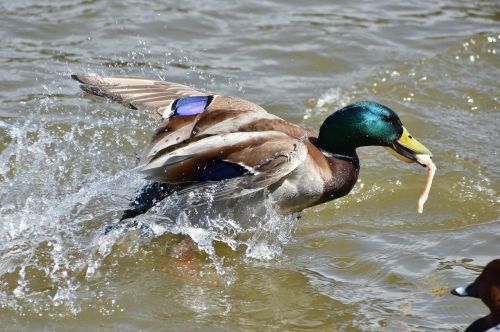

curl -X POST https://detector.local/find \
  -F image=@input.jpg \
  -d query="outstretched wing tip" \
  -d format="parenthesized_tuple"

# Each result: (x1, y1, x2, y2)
(71, 73, 100, 85)
(71, 74, 211, 115)
(78, 83, 102, 96)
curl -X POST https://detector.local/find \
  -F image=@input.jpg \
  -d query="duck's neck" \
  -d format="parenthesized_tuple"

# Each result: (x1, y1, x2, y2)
(312, 138, 360, 167)
(466, 314, 497, 332)
(310, 138, 360, 205)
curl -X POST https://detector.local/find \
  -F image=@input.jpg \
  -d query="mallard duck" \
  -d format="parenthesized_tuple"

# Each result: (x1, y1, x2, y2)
(452, 259, 500, 332)
(72, 75, 432, 220)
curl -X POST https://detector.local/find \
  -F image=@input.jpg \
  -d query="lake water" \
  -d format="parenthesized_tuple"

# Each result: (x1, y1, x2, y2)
(0, 1, 498, 331)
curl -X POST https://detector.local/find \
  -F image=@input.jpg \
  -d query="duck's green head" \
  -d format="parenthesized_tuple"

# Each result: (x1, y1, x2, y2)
(318, 101, 431, 163)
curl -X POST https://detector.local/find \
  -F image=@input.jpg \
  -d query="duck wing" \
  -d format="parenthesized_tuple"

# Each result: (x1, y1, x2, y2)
(140, 94, 293, 161)
(71, 75, 211, 119)
(73, 75, 314, 206)
(138, 130, 308, 204)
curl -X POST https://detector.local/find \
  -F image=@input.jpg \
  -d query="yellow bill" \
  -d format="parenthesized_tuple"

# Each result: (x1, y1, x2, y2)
(386, 127, 432, 164)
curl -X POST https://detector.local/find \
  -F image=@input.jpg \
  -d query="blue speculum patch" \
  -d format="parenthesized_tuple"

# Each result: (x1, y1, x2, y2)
(173, 96, 213, 116)
(195, 160, 248, 181)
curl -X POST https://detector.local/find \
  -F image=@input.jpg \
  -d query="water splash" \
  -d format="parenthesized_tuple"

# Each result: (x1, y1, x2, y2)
(114, 188, 301, 274)
(0, 61, 299, 317)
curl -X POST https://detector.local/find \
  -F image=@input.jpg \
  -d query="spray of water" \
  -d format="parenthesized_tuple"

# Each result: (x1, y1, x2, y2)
(0, 49, 299, 316)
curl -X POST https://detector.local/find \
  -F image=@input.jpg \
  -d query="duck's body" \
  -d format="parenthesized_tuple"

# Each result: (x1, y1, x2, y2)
(452, 259, 500, 332)
(72, 75, 431, 220)
(137, 94, 360, 213)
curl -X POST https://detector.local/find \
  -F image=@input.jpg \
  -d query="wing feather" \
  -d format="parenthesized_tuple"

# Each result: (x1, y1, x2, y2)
(72, 75, 314, 205)
(170, 140, 308, 208)
(136, 131, 307, 191)
(72, 75, 210, 119)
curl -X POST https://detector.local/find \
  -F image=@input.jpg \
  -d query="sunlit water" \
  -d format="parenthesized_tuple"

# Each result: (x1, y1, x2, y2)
(0, 1, 499, 331)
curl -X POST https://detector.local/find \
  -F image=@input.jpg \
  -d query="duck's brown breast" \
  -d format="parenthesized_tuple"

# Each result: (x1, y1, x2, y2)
(268, 141, 360, 212)
(310, 146, 360, 207)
